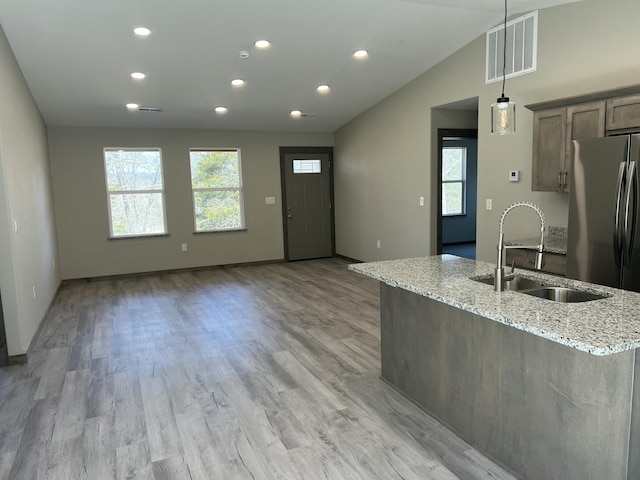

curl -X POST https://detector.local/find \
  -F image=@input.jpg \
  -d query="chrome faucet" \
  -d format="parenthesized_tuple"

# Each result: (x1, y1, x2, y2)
(495, 201, 545, 291)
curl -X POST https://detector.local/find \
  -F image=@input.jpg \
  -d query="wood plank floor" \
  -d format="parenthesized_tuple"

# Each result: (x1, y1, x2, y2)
(0, 258, 518, 480)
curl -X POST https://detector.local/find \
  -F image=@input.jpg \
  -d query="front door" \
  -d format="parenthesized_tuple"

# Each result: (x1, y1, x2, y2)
(280, 147, 334, 261)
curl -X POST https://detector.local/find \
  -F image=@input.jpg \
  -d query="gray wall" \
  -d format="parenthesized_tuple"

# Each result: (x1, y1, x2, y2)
(334, 0, 640, 263)
(48, 127, 333, 279)
(0, 25, 60, 356)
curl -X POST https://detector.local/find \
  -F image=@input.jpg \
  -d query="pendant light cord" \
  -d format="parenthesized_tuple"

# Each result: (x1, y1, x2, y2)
(501, 0, 507, 98)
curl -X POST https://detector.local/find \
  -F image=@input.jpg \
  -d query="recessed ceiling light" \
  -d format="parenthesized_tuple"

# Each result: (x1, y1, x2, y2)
(353, 49, 369, 59)
(215, 106, 228, 114)
(131, 72, 146, 80)
(317, 84, 330, 94)
(134, 27, 151, 37)
(255, 40, 271, 49)
(126, 103, 139, 110)
(231, 79, 245, 87)
(290, 110, 302, 118)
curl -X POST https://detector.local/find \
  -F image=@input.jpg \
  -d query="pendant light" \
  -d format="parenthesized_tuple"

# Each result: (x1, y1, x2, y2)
(491, 0, 516, 135)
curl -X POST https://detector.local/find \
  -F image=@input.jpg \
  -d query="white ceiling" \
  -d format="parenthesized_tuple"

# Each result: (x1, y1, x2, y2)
(0, 0, 579, 132)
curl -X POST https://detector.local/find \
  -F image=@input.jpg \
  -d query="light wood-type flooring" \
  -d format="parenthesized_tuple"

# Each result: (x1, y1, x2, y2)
(0, 258, 517, 479)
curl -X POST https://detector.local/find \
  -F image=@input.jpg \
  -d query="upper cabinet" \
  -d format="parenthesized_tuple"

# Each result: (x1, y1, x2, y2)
(532, 108, 567, 191)
(531, 101, 604, 192)
(606, 94, 640, 133)
(528, 86, 640, 193)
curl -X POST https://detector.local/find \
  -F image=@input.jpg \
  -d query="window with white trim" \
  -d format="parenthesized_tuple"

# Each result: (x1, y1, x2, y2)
(104, 148, 167, 237)
(189, 148, 245, 232)
(442, 146, 467, 216)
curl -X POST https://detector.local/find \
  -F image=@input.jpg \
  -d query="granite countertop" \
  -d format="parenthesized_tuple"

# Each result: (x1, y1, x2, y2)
(349, 255, 640, 356)
(505, 226, 568, 254)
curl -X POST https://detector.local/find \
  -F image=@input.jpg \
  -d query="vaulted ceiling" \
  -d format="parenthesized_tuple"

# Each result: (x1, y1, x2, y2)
(0, 0, 580, 131)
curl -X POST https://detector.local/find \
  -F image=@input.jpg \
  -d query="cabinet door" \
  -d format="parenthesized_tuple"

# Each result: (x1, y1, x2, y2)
(564, 101, 605, 192)
(606, 94, 640, 132)
(532, 108, 566, 191)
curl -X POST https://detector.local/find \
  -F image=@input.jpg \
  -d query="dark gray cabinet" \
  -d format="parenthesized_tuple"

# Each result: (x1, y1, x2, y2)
(506, 248, 567, 276)
(564, 101, 606, 191)
(532, 102, 605, 192)
(532, 108, 567, 191)
(527, 86, 640, 192)
(606, 94, 640, 132)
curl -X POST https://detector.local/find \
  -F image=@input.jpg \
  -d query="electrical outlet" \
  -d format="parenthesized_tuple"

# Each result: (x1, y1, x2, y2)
(265, 196, 276, 205)
(486, 199, 493, 210)
(419, 196, 425, 206)
(377, 240, 381, 249)
(181, 243, 188, 252)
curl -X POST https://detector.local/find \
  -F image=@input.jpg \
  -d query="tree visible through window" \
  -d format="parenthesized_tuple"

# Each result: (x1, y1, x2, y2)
(189, 149, 245, 231)
(442, 147, 467, 216)
(104, 148, 167, 237)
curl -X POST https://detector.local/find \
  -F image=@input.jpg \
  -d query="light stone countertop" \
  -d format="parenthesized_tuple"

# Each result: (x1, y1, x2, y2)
(349, 255, 640, 356)
(505, 235, 567, 254)
(505, 226, 568, 254)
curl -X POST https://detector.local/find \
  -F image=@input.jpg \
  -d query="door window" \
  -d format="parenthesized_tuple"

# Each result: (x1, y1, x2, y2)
(293, 159, 321, 174)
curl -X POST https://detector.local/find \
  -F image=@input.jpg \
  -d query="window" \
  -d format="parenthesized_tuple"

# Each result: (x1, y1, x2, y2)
(293, 159, 321, 174)
(442, 147, 467, 216)
(189, 148, 245, 232)
(104, 148, 167, 237)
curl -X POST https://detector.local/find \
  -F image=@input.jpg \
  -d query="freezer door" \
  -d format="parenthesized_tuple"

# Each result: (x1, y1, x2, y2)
(622, 134, 640, 292)
(567, 136, 629, 288)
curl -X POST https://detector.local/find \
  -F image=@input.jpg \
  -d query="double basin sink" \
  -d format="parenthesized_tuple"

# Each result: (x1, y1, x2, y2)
(472, 274, 610, 303)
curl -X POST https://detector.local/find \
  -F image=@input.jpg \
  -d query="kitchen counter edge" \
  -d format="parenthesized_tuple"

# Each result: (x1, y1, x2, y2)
(349, 255, 640, 356)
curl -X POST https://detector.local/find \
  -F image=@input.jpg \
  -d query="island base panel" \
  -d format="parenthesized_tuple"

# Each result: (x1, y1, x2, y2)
(380, 283, 638, 480)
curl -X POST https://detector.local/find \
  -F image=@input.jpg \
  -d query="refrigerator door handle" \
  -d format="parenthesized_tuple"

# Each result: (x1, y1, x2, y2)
(614, 161, 626, 268)
(624, 161, 638, 266)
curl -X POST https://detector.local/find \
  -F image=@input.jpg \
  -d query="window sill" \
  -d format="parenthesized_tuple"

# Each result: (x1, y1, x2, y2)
(108, 233, 170, 240)
(193, 228, 248, 235)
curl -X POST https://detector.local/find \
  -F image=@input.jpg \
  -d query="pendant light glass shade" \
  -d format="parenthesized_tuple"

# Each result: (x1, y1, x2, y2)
(491, 0, 515, 135)
(491, 95, 516, 135)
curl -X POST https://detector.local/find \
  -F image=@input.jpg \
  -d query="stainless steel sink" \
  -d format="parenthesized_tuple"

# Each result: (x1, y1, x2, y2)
(520, 286, 609, 303)
(472, 274, 546, 291)
(471, 275, 609, 302)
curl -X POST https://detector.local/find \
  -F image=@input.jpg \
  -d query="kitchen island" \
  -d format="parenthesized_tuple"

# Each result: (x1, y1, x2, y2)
(349, 255, 640, 480)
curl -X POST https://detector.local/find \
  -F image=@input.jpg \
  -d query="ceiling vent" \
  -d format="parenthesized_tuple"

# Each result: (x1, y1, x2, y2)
(486, 10, 538, 84)
(138, 107, 163, 112)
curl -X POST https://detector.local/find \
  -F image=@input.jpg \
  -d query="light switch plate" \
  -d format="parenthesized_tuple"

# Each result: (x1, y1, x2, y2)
(265, 196, 276, 205)
(509, 170, 520, 182)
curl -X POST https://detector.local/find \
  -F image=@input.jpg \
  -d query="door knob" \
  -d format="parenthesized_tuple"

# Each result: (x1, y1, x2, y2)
(287, 214, 293, 219)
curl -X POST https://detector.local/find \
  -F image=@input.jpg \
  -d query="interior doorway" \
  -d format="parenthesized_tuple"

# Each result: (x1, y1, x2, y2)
(437, 129, 478, 259)
(279, 147, 335, 261)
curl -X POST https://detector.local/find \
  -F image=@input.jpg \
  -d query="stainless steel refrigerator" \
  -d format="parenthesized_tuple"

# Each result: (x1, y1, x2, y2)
(567, 134, 640, 292)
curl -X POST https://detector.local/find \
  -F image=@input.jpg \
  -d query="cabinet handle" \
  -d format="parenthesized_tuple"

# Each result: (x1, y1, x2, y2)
(558, 170, 563, 188)
(563, 169, 568, 188)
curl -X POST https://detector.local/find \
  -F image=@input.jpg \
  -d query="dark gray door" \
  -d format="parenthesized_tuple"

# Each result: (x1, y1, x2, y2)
(280, 148, 333, 261)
